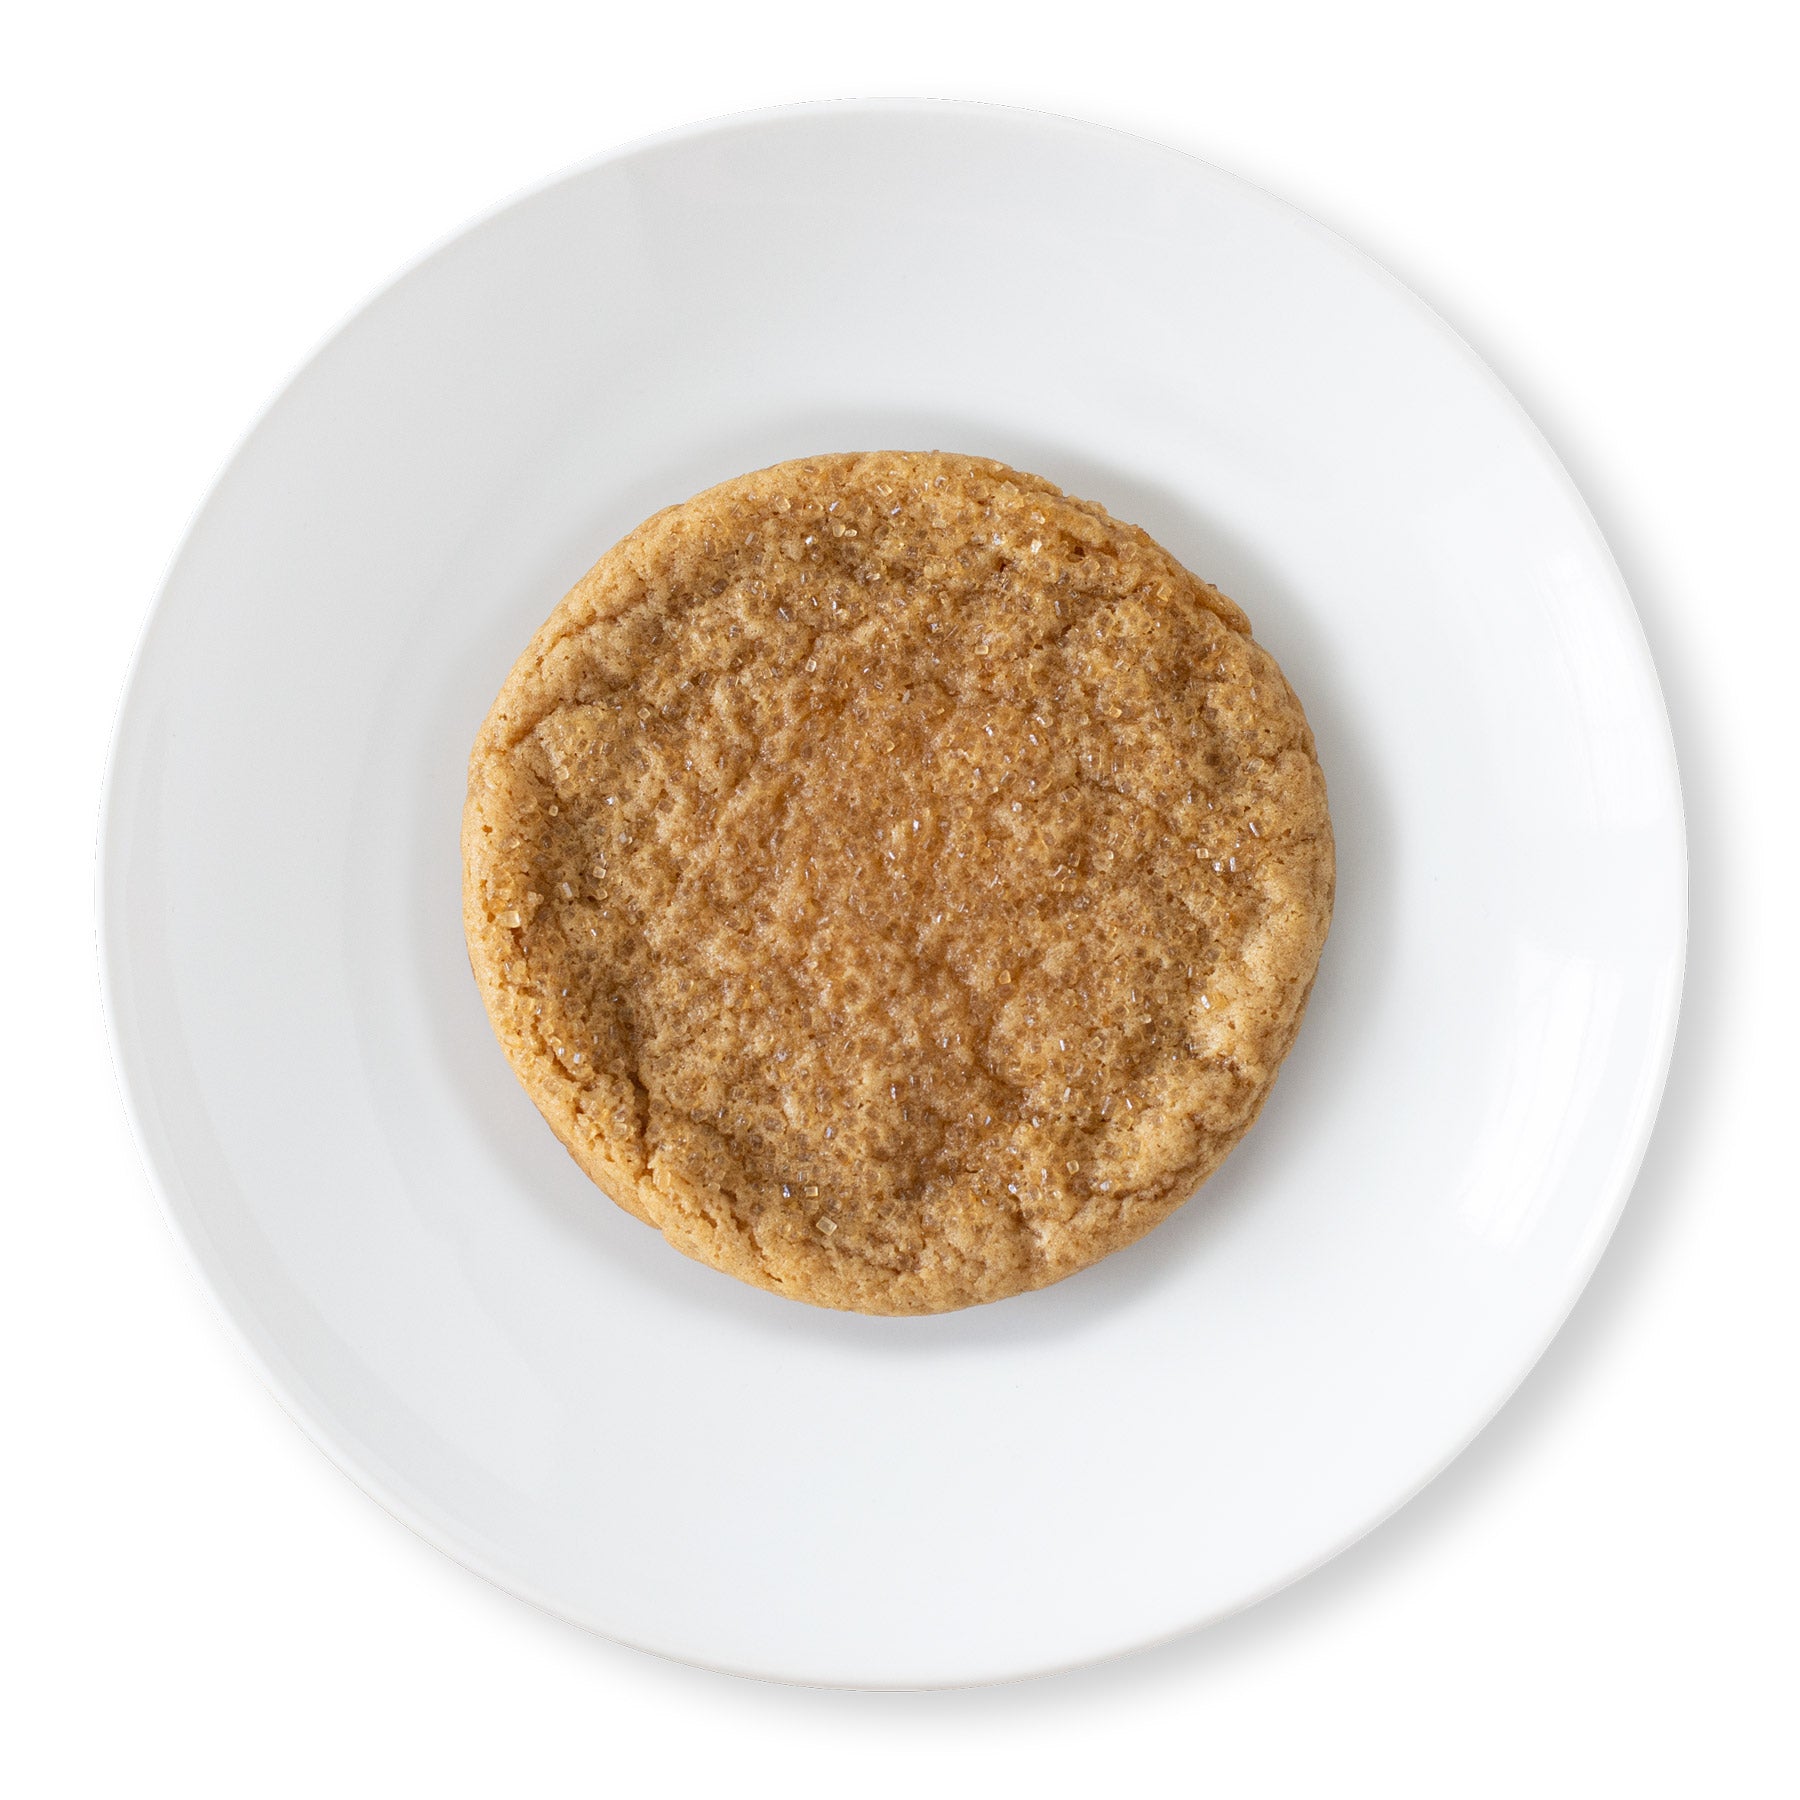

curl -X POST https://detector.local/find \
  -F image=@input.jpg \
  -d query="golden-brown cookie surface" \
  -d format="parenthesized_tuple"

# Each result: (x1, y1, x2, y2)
(463, 452, 1333, 1314)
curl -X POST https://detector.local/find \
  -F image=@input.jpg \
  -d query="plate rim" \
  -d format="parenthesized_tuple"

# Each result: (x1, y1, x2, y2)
(95, 94, 1688, 1688)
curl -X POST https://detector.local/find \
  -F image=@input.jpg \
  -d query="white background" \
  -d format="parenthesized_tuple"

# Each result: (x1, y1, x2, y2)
(3, 2, 1795, 1793)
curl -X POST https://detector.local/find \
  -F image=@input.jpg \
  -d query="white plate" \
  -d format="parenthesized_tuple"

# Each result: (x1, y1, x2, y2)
(99, 100, 1684, 1687)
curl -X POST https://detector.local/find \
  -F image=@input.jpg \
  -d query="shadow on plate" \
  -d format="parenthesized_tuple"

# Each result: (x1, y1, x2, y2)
(400, 410, 1399, 1355)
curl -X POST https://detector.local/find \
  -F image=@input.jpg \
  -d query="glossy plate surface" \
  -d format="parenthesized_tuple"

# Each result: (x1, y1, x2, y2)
(100, 101, 1684, 1687)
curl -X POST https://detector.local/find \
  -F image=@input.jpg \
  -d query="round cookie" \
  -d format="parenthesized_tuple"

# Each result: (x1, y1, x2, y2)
(463, 452, 1333, 1314)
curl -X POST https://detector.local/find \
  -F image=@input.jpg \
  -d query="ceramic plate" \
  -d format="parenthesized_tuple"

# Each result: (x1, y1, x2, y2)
(99, 101, 1684, 1687)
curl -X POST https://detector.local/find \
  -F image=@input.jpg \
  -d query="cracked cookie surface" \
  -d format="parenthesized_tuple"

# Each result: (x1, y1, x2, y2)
(462, 452, 1334, 1314)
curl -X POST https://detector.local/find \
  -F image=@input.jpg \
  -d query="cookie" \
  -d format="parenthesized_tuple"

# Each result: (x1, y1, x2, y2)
(463, 452, 1333, 1314)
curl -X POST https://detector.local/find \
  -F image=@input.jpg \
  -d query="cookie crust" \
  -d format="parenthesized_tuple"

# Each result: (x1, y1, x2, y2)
(463, 452, 1333, 1314)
